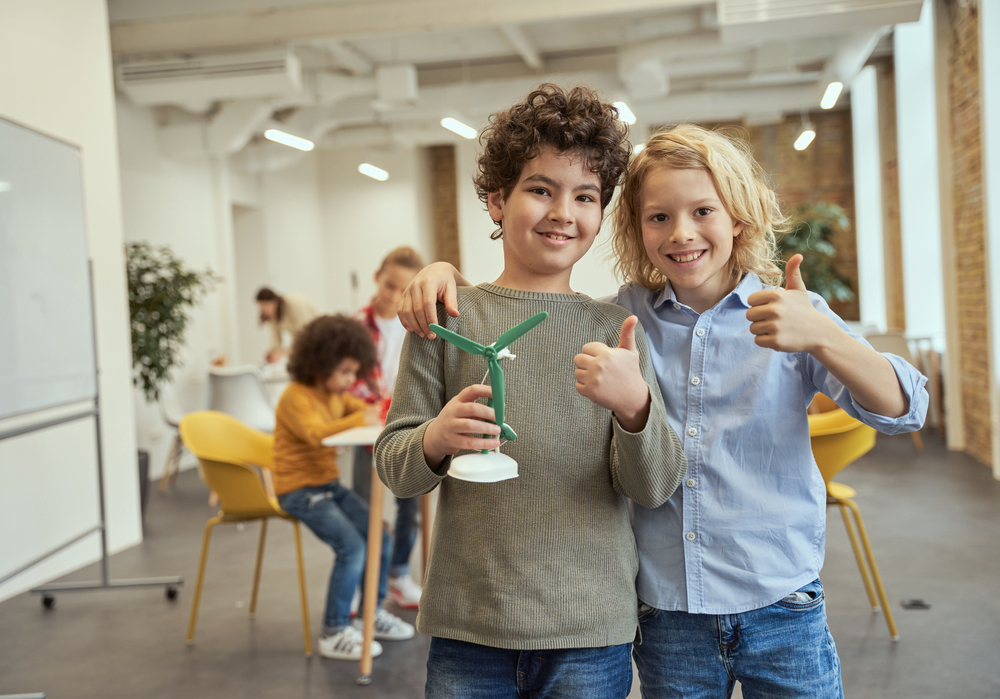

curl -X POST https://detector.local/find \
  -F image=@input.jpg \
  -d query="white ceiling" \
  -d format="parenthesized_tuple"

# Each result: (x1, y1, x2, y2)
(107, 0, 922, 167)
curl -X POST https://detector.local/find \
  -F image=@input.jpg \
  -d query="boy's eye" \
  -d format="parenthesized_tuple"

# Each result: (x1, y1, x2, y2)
(529, 187, 549, 196)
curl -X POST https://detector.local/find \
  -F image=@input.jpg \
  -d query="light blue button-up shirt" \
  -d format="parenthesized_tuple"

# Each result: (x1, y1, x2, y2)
(611, 273, 929, 614)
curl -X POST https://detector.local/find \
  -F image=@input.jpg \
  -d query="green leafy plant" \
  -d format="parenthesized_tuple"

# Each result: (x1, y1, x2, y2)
(778, 202, 856, 303)
(126, 242, 219, 402)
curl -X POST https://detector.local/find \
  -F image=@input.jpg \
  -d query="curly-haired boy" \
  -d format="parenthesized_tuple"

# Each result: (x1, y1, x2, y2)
(273, 314, 415, 660)
(375, 84, 687, 696)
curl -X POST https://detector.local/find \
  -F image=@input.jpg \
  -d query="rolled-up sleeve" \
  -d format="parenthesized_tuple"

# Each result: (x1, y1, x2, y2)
(802, 293, 929, 434)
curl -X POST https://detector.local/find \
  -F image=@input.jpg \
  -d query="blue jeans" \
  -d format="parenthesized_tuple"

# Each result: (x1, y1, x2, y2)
(354, 446, 419, 577)
(278, 480, 391, 634)
(634, 579, 843, 699)
(425, 637, 633, 698)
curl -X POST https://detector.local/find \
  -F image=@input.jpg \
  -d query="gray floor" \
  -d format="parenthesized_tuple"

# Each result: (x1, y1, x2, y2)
(1, 432, 998, 698)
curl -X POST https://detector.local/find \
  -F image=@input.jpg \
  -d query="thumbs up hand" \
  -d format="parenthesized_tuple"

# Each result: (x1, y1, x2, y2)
(574, 316, 651, 431)
(746, 254, 837, 353)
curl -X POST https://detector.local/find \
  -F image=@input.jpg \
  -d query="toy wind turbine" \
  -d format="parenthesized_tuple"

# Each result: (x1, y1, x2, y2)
(429, 311, 548, 483)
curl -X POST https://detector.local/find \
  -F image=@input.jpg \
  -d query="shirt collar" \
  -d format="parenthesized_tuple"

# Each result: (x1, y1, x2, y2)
(651, 272, 764, 311)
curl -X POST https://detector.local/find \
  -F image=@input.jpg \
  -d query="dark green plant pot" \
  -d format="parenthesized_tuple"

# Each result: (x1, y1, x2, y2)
(137, 450, 150, 528)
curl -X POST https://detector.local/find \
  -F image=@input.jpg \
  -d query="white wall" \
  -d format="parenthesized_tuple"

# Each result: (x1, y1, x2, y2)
(0, 0, 142, 601)
(851, 66, 888, 333)
(317, 145, 435, 313)
(116, 98, 232, 479)
(980, 0, 1000, 478)
(895, 3, 947, 350)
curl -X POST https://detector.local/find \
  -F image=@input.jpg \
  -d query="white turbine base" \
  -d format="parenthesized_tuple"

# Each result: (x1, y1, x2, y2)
(448, 452, 518, 483)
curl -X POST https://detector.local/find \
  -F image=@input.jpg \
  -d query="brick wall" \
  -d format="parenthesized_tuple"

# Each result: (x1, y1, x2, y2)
(874, 57, 907, 332)
(428, 144, 462, 271)
(717, 112, 860, 320)
(944, 0, 991, 465)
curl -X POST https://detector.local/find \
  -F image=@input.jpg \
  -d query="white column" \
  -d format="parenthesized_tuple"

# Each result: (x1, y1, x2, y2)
(210, 157, 241, 362)
(980, 0, 1000, 478)
(895, 0, 946, 350)
(850, 66, 887, 333)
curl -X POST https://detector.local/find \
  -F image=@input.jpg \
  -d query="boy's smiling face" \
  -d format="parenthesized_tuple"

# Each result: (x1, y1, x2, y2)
(640, 165, 743, 313)
(488, 146, 603, 294)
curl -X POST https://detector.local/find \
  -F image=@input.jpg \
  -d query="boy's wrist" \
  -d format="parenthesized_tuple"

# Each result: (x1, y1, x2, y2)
(613, 387, 651, 433)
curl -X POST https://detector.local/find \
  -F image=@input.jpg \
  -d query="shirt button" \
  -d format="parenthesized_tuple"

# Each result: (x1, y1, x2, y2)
(673, 303, 681, 310)
(687, 427, 698, 436)
(686, 478, 696, 488)
(696, 328, 706, 337)
(690, 376, 700, 385)
(686, 532, 696, 541)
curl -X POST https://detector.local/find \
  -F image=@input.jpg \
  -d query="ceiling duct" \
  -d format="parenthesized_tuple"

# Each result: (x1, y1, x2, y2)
(716, 0, 924, 43)
(116, 49, 302, 106)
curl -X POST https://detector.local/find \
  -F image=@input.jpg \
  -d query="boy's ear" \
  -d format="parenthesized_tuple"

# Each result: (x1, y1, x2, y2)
(487, 190, 504, 221)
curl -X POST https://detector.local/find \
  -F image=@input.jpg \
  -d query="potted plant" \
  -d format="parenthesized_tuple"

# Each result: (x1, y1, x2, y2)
(125, 242, 218, 517)
(778, 202, 856, 304)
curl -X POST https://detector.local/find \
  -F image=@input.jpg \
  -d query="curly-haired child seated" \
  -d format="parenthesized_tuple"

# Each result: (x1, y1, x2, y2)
(273, 314, 415, 660)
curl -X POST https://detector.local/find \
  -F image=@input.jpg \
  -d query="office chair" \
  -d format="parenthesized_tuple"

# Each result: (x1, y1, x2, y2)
(207, 367, 276, 433)
(178, 410, 312, 655)
(809, 407, 899, 640)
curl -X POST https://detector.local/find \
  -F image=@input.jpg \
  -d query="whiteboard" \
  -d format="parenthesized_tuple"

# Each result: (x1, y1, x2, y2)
(0, 116, 96, 419)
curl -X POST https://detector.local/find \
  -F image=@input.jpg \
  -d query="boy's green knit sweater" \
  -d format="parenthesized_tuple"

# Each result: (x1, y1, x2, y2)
(374, 283, 686, 650)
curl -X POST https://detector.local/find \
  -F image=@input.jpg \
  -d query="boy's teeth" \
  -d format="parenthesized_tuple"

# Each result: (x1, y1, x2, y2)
(670, 251, 703, 262)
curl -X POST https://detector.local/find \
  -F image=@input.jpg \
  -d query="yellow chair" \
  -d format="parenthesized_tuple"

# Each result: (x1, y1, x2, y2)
(178, 410, 312, 655)
(809, 407, 900, 641)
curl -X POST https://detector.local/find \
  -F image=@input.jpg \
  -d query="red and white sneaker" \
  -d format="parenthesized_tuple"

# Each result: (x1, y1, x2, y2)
(387, 574, 422, 609)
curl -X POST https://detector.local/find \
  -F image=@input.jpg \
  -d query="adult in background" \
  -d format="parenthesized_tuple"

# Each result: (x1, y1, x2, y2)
(350, 246, 425, 609)
(256, 287, 320, 364)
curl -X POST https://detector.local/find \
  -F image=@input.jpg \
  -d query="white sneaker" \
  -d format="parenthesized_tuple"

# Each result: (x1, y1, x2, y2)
(318, 626, 383, 661)
(352, 607, 415, 641)
(387, 574, 422, 609)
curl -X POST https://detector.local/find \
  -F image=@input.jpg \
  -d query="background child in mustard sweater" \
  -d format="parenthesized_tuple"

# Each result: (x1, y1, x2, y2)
(274, 314, 415, 661)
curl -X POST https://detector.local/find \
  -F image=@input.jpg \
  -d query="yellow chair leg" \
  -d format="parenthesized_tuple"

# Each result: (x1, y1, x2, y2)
(836, 501, 879, 610)
(843, 498, 900, 641)
(187, 517, 221, 644)
(911, 430, 924, 452)
(249, 518, 268, 619)
(292, 520, 312, 656)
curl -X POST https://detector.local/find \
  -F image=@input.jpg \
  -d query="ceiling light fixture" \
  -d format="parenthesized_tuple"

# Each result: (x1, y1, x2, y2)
(264, 129, 315, 151)
(820, 82, 843, 110)
(358, 163, 389, 181)
(794, 128, 816, 151)
(633, 143, 646, 154)
(440, 117, 477, 139)
(613, 101, 637, 125)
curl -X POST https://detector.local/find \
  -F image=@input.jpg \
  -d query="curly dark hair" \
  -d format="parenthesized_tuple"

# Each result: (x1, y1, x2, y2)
(286, 315, 377, 387)
(473, 83, 631, 239)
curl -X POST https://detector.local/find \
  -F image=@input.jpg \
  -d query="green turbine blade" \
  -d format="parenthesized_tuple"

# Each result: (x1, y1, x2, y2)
(493, 311, 549, 352)
(428, 324, 487, 355)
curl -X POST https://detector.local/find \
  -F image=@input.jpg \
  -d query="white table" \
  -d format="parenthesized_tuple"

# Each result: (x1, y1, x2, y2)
(322, 425, 431, 685)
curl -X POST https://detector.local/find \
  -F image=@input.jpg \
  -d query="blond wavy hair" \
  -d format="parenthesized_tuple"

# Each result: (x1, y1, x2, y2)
(611, 124, 789, 290)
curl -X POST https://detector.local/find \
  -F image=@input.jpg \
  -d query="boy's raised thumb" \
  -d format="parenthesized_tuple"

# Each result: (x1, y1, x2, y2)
(618, 315, 639, 352)
(784, 254, 807, 291)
